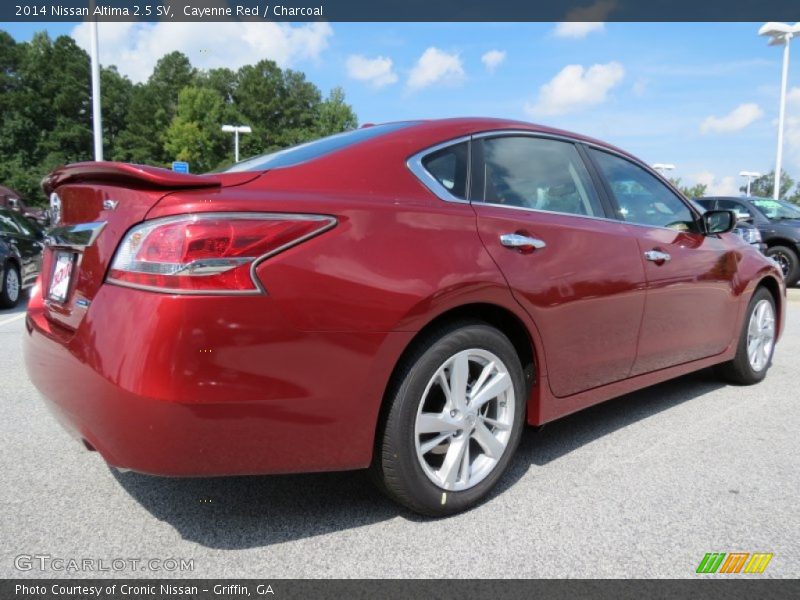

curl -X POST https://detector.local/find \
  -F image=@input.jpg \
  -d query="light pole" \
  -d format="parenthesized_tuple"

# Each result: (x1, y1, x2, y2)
(221, 125, 252, 163)
(739, 171, 761, 196)
(89, 2, 103, 161)
(759, 22, 800, 199)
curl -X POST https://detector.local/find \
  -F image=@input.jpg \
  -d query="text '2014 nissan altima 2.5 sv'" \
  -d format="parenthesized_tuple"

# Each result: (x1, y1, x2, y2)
(24, 118, 785, 516)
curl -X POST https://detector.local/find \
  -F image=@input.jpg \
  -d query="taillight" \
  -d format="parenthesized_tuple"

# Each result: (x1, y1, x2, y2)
(107, 213, 335, 293)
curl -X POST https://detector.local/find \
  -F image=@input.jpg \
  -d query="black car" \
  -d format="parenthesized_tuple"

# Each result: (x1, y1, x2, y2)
(0, 207, 44, 308)
(696, 196, 800, 286)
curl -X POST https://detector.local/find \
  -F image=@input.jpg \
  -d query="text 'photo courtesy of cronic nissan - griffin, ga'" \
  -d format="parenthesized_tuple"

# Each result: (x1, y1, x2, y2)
(24, 118, 785, 516)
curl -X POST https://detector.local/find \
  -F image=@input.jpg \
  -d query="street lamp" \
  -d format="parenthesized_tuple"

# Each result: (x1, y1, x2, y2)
(89, 1, 102, 161)
(739, 171, 761, 196)
(758, 21, 800, 199)
(221, 124, 252, 163)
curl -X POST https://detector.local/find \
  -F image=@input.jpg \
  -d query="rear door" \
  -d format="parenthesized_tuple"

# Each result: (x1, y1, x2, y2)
(586, 148, 740, 375)
(467, 134, 647, 398)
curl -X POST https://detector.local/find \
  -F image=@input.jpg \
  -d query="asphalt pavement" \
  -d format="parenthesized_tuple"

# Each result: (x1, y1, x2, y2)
(1, 291, 798, 578)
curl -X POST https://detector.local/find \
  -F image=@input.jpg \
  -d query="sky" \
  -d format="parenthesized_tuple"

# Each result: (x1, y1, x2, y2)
(3, 21, 800, 195)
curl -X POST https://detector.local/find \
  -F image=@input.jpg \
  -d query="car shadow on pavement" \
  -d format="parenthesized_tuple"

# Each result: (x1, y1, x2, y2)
(492, 368, 727, 500)
(113, 368, 726, 548)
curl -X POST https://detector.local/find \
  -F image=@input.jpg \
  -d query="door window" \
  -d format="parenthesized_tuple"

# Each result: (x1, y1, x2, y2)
(475, 136, 603, 217)
(589, 149, 697, 232)
(715, 199, 752, 220)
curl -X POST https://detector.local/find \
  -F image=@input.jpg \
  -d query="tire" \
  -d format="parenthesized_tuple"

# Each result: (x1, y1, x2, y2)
(0, 262, 21, 309)
(716, 287, 777, 385)
(371, 321, 527, 516)
(766, 245, 799, 287)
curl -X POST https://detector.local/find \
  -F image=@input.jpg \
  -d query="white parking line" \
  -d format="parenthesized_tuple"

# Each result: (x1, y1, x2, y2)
(0, 313, 25, 327)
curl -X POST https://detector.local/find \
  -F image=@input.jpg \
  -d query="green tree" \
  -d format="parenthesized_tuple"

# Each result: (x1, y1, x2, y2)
(316, 86, 358, 136)
(163, 86, 226, 172)
(668, 178, 707, 199)
(739, 170, 798, 200)
(114, 51, 196, 165)
(0, 30, 358, 203)
(100, 66, 133, 151)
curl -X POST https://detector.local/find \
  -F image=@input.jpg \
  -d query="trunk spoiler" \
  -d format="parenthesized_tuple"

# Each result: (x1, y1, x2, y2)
(42, 162, 223, 195)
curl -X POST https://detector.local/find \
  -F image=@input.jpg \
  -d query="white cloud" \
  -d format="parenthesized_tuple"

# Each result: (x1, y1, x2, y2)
(700, 103, 763, 134)
(407, 47, 465, 90)
(481, 49, 506, 73)
(553, 22, 605, 38)
(525, 61, 624, 116)
(345, 55, 398, 88)
(71, 22, 333, 83)
(691, 172, 740, 196)
(788, 86, 800, 104)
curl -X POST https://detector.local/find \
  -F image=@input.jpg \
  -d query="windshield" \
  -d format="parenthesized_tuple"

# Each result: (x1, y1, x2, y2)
(223, 121, 419, 173)
(750, 198, 800, 220)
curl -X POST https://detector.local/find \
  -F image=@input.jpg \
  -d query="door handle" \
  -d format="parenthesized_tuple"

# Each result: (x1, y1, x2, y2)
(500, 233, 546, 252)
(644, 249, 671, 263)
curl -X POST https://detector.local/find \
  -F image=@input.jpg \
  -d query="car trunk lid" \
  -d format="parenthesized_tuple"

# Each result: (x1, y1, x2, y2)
(41, 162, 258, 331)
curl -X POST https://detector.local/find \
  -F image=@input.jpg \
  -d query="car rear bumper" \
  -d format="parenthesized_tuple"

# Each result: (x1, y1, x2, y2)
(24, 283, 413, 476)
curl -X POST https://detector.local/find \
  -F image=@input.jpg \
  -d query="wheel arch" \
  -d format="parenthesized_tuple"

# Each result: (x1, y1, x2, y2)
(755, 274, 784, 336)
(764, 237, 800, 251)
(371, 302, 541, 460)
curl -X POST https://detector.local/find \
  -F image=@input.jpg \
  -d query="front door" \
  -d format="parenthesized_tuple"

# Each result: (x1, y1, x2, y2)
(587, 148, 740, 375)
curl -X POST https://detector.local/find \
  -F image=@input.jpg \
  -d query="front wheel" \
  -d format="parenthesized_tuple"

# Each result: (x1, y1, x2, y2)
(372, 322, 526, 516)
(716, 287, 777, 385)
(766, 245, 799, 286)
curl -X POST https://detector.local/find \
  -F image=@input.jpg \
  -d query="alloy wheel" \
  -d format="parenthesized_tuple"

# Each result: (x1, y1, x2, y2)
(5, 267, 19, 303)
(772, 251, 791, 278)
(746, 299, 775, 372)
(414, 349, 515, 491)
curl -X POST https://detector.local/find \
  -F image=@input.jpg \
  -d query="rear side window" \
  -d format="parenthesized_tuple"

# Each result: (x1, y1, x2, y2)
(589, 149, 697, 232)
(421, 142, 469, 200)
(475, 136, 603, 217)
(224, 121, 418, 173)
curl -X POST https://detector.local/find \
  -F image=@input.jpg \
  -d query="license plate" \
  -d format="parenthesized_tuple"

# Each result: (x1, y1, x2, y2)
(49, 252, 75, 302)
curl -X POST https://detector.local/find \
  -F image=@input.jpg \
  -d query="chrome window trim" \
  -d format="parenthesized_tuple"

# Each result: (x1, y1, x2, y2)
(106, 212, 337, 296)
(406, 135, 472, 204)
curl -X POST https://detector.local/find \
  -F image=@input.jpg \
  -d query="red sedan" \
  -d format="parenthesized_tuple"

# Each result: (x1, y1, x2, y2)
(24, 118, 785, 515)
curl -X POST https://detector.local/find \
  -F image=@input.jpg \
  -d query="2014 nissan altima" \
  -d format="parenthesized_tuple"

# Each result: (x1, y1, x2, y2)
(24, 118, 785, 516)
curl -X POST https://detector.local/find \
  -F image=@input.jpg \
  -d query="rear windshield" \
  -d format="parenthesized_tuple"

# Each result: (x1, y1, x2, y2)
(224, 121, 418, 173)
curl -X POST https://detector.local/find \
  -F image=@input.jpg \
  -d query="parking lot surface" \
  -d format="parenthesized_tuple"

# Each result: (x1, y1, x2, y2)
(1, 292, 798, 578)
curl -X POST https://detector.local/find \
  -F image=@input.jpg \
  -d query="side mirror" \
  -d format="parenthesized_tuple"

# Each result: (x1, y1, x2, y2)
(8, 198, 19, 208)
(702, 210, 736, 235)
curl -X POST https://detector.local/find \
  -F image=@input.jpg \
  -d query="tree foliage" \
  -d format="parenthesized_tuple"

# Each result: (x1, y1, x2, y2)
(0, 30, 358, 205)
(668, 178, 708, 199)
(739, 170, 800, 203)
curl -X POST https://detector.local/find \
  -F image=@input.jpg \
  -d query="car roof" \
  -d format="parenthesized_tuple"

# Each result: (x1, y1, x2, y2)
(379, 117, 635, 157)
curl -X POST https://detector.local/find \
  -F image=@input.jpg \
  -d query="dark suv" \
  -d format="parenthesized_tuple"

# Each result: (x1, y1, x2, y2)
(696, 196, 800, 286)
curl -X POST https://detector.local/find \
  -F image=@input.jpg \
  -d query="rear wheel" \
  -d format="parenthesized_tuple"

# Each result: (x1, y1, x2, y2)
(717, 287, 776, 385)
(0, 262, 21, 309)
(372, 322, 526, 516)
(766, 245, 799, 286)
